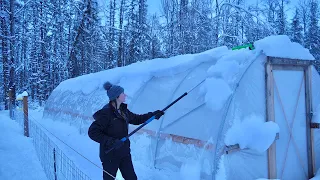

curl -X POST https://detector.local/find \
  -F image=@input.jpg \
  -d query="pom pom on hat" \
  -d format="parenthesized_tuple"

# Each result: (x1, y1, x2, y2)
(103, 81, 112, 91)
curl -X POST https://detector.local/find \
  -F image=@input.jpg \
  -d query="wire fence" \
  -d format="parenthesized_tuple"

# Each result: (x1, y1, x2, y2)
(13, 98, 92, 180)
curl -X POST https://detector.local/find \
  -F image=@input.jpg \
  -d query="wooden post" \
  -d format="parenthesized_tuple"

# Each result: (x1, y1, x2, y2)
(305, 65, 314, 177)
(23, 95, 29, 137)
(266, 59, 277, 179)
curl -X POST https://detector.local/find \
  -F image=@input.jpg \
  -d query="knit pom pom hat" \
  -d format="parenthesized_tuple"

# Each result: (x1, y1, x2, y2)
(103, 81, 124, 101)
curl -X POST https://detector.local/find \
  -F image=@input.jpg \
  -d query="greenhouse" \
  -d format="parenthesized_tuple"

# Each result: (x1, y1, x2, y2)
(44, 35, 320, 180)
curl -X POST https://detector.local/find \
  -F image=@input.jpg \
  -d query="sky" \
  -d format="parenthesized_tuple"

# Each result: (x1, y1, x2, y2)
(147, 0, 162, 15)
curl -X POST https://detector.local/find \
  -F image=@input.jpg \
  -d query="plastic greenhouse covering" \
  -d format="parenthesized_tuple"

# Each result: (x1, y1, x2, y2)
(44, 35, 320, 180)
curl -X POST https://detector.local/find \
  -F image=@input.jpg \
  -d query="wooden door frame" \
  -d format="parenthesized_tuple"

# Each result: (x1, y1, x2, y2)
(265, 56, 314, 179)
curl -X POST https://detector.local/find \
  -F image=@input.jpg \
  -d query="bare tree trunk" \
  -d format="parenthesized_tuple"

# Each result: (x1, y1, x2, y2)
(30, 2, 38, 102)
(117, 0, 125, 67)
(39, 0, 43, 106)
(0, 0, 9, 109)
(108, 0, 115, 68)
(298, 0, 308, 44)
(179, 0, 188, 54)
(128, 0, 135, 65)
(214, 0, 219, 46)
(68, 0, 91, 78)
(170, 4, 175, 55)
(9, 0, 16, 106)
(22, 7, 28, 91)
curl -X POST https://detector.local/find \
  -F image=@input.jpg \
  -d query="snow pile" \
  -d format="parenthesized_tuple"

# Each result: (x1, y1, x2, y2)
(16, 94, 23, 100)
(16, 91, 29, 100)
(195, 46, 229, 62)
(55, 46, 229, 95)
(312, 104, 320, 123)
(22, 91, 28, 96)
(179, 159, 201, 180)
(207, 60, 240, 83)
(130, 133, 153, 166)
(225, 114, 280, 153)
(188, 35, 313, 112)
(201, 48, 256, 111)
(0, 111, 48, 180)
(255, 35, 315, 60)
(215, 155, 226, 180)
(202, 78, 232, 111)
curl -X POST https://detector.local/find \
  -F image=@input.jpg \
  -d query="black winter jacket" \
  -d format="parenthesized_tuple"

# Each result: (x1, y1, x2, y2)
(88, 102, 154, 162)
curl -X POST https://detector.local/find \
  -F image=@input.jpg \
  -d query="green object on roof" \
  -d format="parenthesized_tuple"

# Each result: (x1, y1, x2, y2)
(232, 43, 255, 50)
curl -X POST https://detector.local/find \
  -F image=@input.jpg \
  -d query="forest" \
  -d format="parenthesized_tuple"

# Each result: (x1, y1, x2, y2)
(1, 0, 320, 109)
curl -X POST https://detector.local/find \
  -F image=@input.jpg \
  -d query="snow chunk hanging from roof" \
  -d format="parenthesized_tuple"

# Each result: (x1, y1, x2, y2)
(225, 114, 280, 153)
(254, 35, 315, 60)
(202, 78, 232, 111)
(202, 49, 256, 111)
(207, 60, 240, 84)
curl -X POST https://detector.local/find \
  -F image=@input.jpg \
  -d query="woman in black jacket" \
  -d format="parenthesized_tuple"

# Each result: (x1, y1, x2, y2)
(88, 81, 164, 180)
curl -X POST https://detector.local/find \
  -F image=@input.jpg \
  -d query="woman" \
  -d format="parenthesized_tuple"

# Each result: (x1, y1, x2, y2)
(88, 81, 164, 180)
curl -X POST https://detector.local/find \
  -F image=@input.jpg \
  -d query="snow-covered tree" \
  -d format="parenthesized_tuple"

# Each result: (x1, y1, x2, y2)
(1, 0, 9, 109)
(274, 0, 290, 35)
(305, 0, 320, 60)
(290, 8, 303, 44)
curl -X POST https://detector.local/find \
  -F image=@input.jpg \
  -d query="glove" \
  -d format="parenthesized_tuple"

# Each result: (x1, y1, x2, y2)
(113, 139, 124, 149)
(153, 110, 164, 120)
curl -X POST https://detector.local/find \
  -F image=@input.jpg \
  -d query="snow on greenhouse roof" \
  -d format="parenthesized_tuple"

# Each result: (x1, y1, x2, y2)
(54, 46, 229, 94)
(54, 35, 315, 96)
(254, 35, 315, 60)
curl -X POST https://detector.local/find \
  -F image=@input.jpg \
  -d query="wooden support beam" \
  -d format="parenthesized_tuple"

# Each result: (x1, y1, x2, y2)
(272, 65, 305, 71)
(305, 65, 315, 177)
(311, 123, 320, 129)
(44, 107, 215, 150)
(225, 133, 280, 154)
(225, 144, 240, 154)
(268, 57, 313, 66)
(266, 60, 277, 179)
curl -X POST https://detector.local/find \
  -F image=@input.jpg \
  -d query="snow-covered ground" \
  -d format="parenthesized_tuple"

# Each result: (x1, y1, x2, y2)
(3, 108, 320, 180)
(0, 110, 47, 180)
(2, 108, 189, 180)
